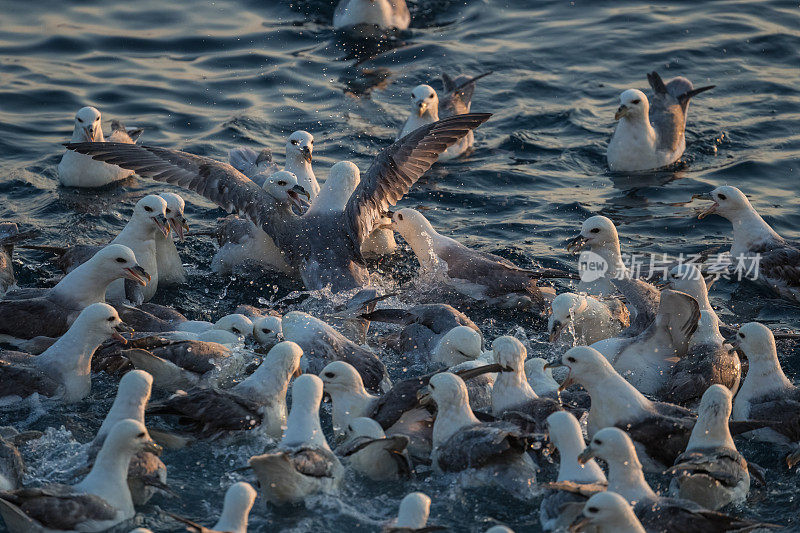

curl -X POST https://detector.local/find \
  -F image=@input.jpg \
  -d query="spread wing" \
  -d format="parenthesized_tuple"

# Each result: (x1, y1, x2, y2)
(343, 113, 491, 247)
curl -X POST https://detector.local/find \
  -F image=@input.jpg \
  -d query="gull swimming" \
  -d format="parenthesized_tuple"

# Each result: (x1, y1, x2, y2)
(58, 106, 141, 188)
(574, 492, 646, 533)
(385, 492, 436, 532)
(0, 303, 126, 403)
(333, 0, 410, 31)
(146, 341, 303, 439)
(249, 374, 344, 505)
(696, 185, 800, 302)
(566, 215, 627, 297)
(391, 208, 574, 309)
(431, 325, 484, 368)
(667, 385, 750, 510)
(548, 292, 628, 344)
(338, 416, 412, 481)
(0, 244, 147, 340)
(156, 192, 188, 286)
(0, 419, 161, 533)
(606, 71, 714, 172)
(398, 71, 492, 160)
(168, 482, 257, 533)
(66, 113, 491, 291)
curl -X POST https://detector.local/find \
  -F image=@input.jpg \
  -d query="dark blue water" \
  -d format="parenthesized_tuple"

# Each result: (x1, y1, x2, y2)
(1, 0, 799, 530)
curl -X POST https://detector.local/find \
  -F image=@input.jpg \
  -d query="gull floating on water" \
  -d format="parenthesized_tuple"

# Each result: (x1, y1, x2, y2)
(696, 185, 800, 302)
(168, 481, 257, 533)
(249, 374, 344, 505)
(383, 492, 438, 532)
(566, 215, 628, 297)
(0, 419, 161, 533)
(66, 113, 491, 291)
(0, 244, 147, 340)
(58, 106, 142, 188)
(333, 0, 410, 31)
(667, 385, 750, 510)
(606, 71, 714, 172)
(398, 71, 492, 160)
(574, 492, 646, 533)
(338, 416, 412, 481)
(548, 292, 628, 345)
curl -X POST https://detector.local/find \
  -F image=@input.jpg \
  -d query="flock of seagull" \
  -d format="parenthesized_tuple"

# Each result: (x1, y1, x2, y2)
(1, 0, 800, 532)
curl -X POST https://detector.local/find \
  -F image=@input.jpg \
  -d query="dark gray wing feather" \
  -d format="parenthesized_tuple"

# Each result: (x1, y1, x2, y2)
(436, 422, 530, 473)
(1, 487, 117, 531)
(612, 277, 660, 336)
(343, 113, 491, 247)
(291, 448, 338, 478)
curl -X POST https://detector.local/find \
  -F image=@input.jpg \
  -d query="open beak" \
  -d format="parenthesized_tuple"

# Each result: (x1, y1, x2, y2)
(112, 326, 128, 343)
(544, 360, 574, 392)
(577, 445, 595, 465)
(566, 234, 589, 254)
(549, 321, 565, 343)
(169, 217, 188, 241)
(153, 215, 170, 237)
(692, 193, 717, 219)
(124, 266, 150, 286)
(614, 105, 628, 120)
(726, 335, 741, 354)
(301, 146, 312, 163)
(143, 439, 164, 456)
(288, 184, 311, 210)
(416, 387, 433, 406)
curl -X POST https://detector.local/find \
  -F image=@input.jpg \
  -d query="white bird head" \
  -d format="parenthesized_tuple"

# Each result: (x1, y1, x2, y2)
(347, 417, 385, 439)
(216, 482, 257, 532)
(492, 336, 526, 372)
(428, 372, 469, 412)
(73, 302, 125, 342)
(286, 130, 314, 163)
(615, 89, 649, 121)
(579, 492, 643, 533)
(548, 293, 587, 342)
(73, 106, 102, 142)
(320, 360, 366, 395)
(411, 84, 439, 117)
(262, 341, 303, 381)
(262, 170, 310, 210)
(327, 161, 361, 198)
(550, 345, 613, 389)
(391, 208, 435, 239)
(395, 492, 431, 530)
(253, 315, 283, 346)
(663, 264, 706, 299)
(91, 244, 150, 286)
(290, 374, 324, 412)
(133, 195, 170, 237)
(160, 192, 188, 241)
(433, 326, 483, 366)
(116, 370, 153, 409)
(731, 322, 777, 367)
(546, 411, 583, 451)
(567, 215, 619, 254)
(578, 427, 636, 466)
(104, 418, 162, 456)
(214, 314, 253, 338)
(697, 185, 752, 221)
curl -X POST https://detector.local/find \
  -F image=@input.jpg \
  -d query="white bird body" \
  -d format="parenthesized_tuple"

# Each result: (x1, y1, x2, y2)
(607, 90, 676, 172)
(155, 193, 187, 286)
(333, 0, 410, 30)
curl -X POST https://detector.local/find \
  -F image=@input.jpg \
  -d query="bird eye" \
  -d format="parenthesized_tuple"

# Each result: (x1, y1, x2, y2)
(77, 117, 84, 123)
(144, 206, 153, 212)
(567, 356, 576, 363)
(166, 208, 171, 214)
(738, 332, 745, 338)
(278, 180, 287, 186)
(594, 439, 602, 445)
(590, 228, 600, 234)
(397, 214, 404, 221)
(231, 328, 240, 334)
(95, 117, 100, 122)
(137, 432, 145, 438)
(429, 384, 435, 390)
(324, 372, 335, 378)
(115, 258, 126, 263)
(631, 99, 640, 104)
(107, 317, 115, 322)
(262, 328, 270, 333)
(291, 140, 299, 145)
(588, 507, 599, 514)
(310, 140, 314, 145)
(718, 194, 727, 201)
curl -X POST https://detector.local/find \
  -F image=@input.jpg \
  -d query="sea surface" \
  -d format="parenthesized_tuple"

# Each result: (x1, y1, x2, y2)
(1, 0, 799, 531)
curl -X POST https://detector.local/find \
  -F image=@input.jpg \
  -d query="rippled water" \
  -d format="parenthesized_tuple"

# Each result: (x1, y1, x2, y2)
(1, 0, 800, 530)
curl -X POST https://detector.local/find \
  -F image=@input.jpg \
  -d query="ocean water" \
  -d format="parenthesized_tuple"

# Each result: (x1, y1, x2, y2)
(1, 0, 799, 530)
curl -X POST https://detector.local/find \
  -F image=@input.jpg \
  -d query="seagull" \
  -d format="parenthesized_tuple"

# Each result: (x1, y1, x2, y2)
(667, 385, 750, 510)
(282, 311, 391, 393)
(431, 326, 485, 368)
(252, 315, 283, 350)
(659, 310, 741, 405)
(573, 492, 646, 533)
(0, 244, 147, 340)
(730, 322, 800, 450)
(420, 372, 538, 496)
(391, 208, 574, 309)
(249, 374, 344, 505)
(548, 292, 628, 344)
(384, 492, 440, 532)
(361, 302, 481, 358)
(0, 419, 161, 533)
(539, 411, 607, 532)
(208, 171, 310, 275)
(398, 71, 492, 160)
(547, 346, 750, 470)
(333, 0, 410, 31)
(578, 427, 772, 532)
(524, 358, 560, 396)
(566, 215, 628, 297)
(65, 113, 491, 291)
(162, 313, 254, 345)
(58, 106, 141, 188)
(229, 130, 319, 198)
(696, 185, 800, 302)
(590, 289, 700, 395)
(88, 370, 168, 506)
(146, 341, 303, 439)
(168, 482, 257, 533)
(606, 71, 714, 172)
(0, 303, 126, 403)
(156, 192, 188, 286)
(337, 417, 412, 481)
